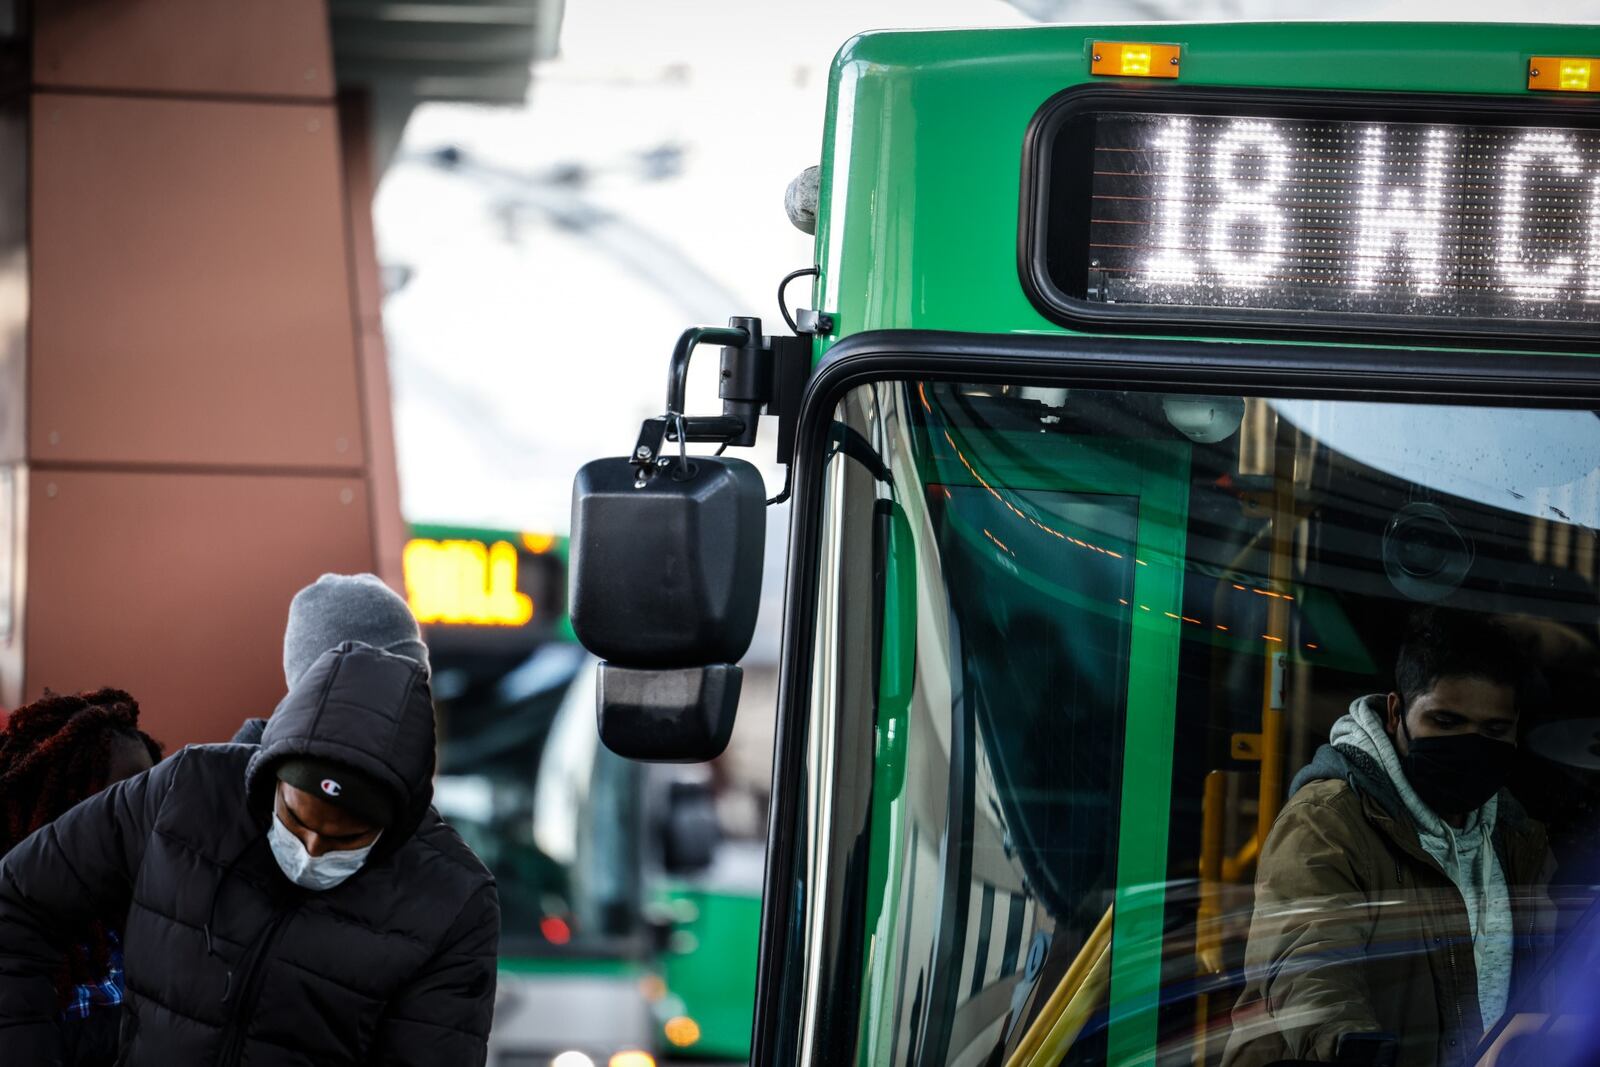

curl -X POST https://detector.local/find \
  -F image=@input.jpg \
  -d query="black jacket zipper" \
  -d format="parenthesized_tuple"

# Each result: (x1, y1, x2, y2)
(1442, 932, 1467, 1066)
(217, 906, 297, 1067)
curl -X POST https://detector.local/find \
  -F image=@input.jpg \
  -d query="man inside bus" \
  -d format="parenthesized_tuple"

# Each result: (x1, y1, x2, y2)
(0, 641, 499, 1066)
(1224, 608, 1552, 1067)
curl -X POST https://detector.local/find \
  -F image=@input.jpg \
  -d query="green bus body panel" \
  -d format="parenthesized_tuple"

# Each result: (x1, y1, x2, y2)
(409, 523, 569, 561)
(858, 501, 916, 1066)
(811, 22, 1600, 355)
(497, 956, 643, 978)
(655, 884, 763, 1059)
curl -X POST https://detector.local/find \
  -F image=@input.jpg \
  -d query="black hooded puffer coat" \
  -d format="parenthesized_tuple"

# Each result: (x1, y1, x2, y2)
(0, 642, 499, 1066)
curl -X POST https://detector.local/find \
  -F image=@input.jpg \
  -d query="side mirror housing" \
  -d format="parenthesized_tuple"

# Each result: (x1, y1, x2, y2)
(570, 456, 765, 667)
(572, 454, 764, 763)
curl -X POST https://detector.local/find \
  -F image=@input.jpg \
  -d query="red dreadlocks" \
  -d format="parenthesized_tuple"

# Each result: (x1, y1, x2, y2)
(0, 688, 162, 854)
(0, 688, 163, 1004)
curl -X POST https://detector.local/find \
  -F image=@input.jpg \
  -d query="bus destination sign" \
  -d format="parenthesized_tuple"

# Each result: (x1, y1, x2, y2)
(1044, 104, 1600, 337)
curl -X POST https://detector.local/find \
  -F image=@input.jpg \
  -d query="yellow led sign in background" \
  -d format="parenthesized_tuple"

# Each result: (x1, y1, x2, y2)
(404, 538, 535, 626)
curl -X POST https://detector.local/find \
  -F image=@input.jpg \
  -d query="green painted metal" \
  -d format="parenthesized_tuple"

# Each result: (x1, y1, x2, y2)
(653, 883, 763, 1060)
(810, 22, 1600, 354)
(408, 522, 568, 555)
(856, 500, 917, 1067)
(1103, 450, 1189, 1066)
(497, 955, 643, 978)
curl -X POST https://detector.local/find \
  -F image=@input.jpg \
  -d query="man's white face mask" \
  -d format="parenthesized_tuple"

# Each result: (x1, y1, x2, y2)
(268, 813, 379, 891)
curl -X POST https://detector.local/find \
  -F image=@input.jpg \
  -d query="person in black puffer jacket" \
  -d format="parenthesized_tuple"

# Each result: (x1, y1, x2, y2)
(0, 642, 499, 1067)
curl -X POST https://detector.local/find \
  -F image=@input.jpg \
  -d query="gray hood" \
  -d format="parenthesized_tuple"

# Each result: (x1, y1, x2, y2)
(1289, 697, 1409, 823)
(1291, 695, 1510, 838)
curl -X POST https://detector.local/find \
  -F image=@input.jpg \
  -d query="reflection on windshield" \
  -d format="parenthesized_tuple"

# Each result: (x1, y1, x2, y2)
(1272, 400, 1600, 528)
(807, 380, 1600, 1067)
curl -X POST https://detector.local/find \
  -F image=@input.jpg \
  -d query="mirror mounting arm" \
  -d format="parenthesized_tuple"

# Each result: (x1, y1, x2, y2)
(666, 324, 751, 417)
(636, 313, 813, 485)
(630, 415, 751, 478)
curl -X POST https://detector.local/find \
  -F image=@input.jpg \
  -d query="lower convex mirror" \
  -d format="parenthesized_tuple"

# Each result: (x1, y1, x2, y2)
(596, 663, 740, 763)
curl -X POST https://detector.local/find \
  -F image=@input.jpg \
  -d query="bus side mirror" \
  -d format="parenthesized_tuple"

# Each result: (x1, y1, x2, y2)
(596, 663, 740, 762)
(658, 777, 721, 874)
(571, 454, 765, 762)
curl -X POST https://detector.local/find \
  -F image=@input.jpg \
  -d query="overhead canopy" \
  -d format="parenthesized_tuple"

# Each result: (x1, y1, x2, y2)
(328, 0, 565, 169)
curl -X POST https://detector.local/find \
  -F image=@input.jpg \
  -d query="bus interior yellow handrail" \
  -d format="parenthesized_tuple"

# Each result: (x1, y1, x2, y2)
(1220, 834, 1260, 884)
(1006, 905, 1115, 1067)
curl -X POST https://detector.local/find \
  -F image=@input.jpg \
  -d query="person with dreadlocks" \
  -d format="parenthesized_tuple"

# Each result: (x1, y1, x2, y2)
(0, 687, 162, 1067)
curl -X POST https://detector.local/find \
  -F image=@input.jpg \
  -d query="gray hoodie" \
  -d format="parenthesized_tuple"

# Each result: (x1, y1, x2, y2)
(1296, 695, 1514, 1032)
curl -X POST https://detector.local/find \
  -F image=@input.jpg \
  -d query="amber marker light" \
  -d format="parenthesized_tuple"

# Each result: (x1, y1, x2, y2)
(663, 1016, 702, 1048)
(1528, 56, 1597, 92)
(521, 531, 557, 554)
(1091, 41, 1180, 78)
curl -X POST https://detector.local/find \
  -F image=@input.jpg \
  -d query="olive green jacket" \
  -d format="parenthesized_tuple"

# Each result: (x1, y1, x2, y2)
(1222, 745, 1553, 1067)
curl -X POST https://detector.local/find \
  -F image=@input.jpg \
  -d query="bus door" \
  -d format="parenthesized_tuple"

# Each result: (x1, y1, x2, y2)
(831, 382, 1192, 1065)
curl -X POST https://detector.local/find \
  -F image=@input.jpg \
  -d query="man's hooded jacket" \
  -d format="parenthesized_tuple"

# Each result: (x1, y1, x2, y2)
(0, 643, 499, 1067)
(1223, 697, 1553, 1067)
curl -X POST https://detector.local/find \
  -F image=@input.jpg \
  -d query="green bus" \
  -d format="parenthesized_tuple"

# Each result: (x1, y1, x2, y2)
(570, 21, 1600, 1067)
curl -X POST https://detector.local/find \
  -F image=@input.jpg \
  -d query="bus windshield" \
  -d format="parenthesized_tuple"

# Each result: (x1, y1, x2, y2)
(809, 379, 1600, 1066)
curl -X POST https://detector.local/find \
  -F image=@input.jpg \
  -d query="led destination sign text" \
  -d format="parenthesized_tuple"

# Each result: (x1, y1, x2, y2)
(1055, 109, 1600, 331)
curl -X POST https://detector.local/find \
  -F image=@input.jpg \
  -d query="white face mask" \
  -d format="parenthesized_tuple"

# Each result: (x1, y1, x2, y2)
(267, 812, 379, 891)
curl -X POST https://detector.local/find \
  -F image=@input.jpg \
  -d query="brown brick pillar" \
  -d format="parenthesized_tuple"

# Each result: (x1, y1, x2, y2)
(1, 0, 407, 744)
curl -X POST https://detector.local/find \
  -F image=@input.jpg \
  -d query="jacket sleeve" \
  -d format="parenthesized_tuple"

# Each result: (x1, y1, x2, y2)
(1226, 793, 1384, 1064)
(0, 748, 183, 1066)
(373, 881, 500, 1067)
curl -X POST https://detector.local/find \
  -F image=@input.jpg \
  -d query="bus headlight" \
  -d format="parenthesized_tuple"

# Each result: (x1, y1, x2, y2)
(608, 1053, 656, 1067)
(664, 1015, 702, 1047)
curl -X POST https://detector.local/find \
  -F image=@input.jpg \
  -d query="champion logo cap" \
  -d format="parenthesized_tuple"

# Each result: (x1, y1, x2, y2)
(275, 757, 395, 828)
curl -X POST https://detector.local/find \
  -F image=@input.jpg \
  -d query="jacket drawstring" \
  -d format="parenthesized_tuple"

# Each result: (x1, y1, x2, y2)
(204, 830, 265, 1003)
